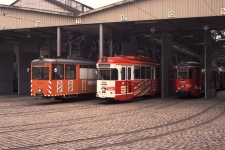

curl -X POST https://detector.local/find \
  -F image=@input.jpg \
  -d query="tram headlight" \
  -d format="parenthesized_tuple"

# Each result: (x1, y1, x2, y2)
(181, 84, 185, 89)
(38, 87, 42, 92)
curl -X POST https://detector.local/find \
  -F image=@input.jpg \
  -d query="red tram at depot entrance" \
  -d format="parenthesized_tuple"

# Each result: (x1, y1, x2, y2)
(30, 57, 97, 100)
(96, 55, 161, 101)
(174, 61, 204, 96)
(174, 61, 224, 97)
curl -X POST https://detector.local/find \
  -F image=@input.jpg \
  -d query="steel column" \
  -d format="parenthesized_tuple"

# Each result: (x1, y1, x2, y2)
(57, 27, 61, 57)
(109, 30, 113, 57)
(99, 24, 103, 59)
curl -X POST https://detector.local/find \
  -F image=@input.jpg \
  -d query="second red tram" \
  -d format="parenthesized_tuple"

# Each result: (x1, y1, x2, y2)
(174, 61, 204, 96)
(174, 61, 223, 97)
(96, 55, 160, 101)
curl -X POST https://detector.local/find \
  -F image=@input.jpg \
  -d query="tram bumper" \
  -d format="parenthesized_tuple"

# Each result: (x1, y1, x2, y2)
(176, 90, 191, 96)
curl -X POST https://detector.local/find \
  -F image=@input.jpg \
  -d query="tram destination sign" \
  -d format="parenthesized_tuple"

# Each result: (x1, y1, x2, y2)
(98, 64, 110, 68)
(177, 64, 188, 70)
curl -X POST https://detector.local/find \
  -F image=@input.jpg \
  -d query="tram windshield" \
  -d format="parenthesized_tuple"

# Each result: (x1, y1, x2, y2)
(32, 67, 49, 80)
(177, 69, 193, 79)
(98, 68, 118, 80)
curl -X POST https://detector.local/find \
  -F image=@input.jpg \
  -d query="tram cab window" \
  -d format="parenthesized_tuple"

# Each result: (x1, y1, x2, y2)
(52, 64, 64, 80)
(98, 69, 110, 80)
(66, 65, 76, 79)
(134, 66, 140, 79)
(111, 69, 118, 80)
(98, 68, 118, 80)
(32, 67, 49, 80)
(177, 70, 188, 79)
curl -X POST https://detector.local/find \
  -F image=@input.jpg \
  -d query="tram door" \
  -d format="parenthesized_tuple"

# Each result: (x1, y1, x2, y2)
(121, 66, 132, 100)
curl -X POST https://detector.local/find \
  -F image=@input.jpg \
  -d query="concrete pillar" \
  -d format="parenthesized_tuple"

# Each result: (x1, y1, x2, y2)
(205, 31, 213, 99)
(161, 32, 173, 98)
(99, 24, 103, 59)
(57, 27, 61, 57)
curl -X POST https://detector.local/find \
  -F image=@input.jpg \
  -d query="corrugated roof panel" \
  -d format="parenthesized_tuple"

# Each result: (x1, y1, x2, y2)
(0, 7, 77, 30)
(81, 0, 223, 24)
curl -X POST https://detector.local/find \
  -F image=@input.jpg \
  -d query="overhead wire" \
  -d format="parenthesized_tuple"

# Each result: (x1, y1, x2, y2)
(202, 0, 217, 16)
(130, 1, 159, 20)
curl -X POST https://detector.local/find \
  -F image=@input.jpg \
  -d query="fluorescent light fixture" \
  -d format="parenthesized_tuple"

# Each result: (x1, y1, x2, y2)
(180, 35, 194, 38)
(193, 43, 205, 45)
(14, 29, 30, 32)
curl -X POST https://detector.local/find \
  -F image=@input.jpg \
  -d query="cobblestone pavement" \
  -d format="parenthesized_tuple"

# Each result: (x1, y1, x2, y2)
(0, 91, 225, 150)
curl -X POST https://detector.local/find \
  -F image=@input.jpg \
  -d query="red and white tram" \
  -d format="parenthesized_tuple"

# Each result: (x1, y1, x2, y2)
(96, 55, 160, 101)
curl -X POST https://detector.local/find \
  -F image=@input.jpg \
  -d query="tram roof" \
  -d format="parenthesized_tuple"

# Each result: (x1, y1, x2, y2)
(177, 61, 200, 67)
(31, 57, 96, 65)
(97, 56, 159, 65)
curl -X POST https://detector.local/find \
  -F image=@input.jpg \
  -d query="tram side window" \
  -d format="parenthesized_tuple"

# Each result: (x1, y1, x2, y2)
(146, 67, 151, 79)
(128, 68, 131, 80)
(134, 66, 140, 79)
(52, 64, 64, 80)
(141, 67, 146, 79)
(152, 68, 155, 79)
(66, 65, 76, 79)
(188, 70, 193, 79)
(155, 67, 160, 79)
(196, 69, 200, 79)
(121, 67, 126, 80)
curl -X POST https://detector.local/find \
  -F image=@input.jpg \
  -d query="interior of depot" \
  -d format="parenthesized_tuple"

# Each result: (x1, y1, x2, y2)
(0, 15, 225, 96)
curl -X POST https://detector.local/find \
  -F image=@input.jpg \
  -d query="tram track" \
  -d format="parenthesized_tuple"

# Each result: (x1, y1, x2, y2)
(0, 99, 183, 133)
(0, 97, 172, 117)
(0, 100, 224, 149)
(5, 98, 224, 150)
(0, 99, 99, 116)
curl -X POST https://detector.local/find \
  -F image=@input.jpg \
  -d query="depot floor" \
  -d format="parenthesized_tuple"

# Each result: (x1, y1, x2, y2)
(0, 91, 225, 150)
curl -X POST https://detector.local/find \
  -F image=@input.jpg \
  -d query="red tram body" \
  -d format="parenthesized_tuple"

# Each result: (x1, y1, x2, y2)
(30, 57, 97, 99)
(174, 61, 224, 97)
(174, 62, 204, 96)
(218, 66, 225, 90)
(96, 56, 161, 101)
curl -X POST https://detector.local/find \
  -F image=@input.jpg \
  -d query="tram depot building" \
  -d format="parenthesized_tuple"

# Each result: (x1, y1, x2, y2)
(0, 0, 225, 99)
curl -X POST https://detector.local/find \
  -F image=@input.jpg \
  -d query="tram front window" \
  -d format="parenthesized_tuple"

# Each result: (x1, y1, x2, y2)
(98, 69, 118, 80)
(32, 67, 49, 80)
(177, 70, 188, 79)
